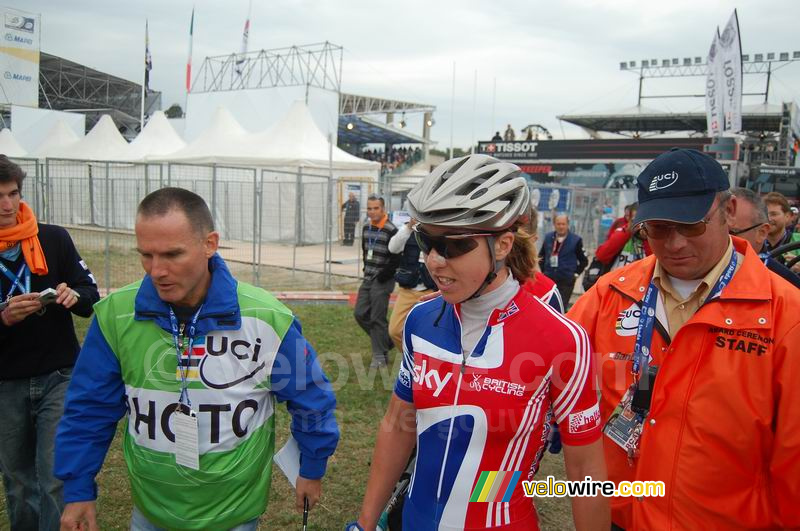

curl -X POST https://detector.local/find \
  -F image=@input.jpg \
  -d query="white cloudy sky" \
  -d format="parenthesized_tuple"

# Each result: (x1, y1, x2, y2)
(11, 0, 800, 148)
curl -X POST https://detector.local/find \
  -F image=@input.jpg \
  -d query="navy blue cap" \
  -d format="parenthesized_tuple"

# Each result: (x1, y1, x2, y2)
(632, 148, 730, 225)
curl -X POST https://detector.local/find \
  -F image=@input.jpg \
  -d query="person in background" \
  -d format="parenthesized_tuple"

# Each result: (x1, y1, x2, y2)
(341, 192, 360, 246)
(387, 218, 436, 350)
(503, 123, 516, 141)
(0, 155, 100, 531)
(606, 203, 636, 239)
(539, 213, 588, 307)
(762, 191, 800, 271)
(354, 195, 399, 368)
(728, 188, 800, 288)
(490, 131, 503, 142)
(594, 202, 650, 272)
(568, 149, 800, 529)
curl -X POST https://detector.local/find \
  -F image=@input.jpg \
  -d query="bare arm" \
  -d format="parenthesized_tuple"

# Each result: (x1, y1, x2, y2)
(357, 395, 417, 529)
(563, 439, 610, 531)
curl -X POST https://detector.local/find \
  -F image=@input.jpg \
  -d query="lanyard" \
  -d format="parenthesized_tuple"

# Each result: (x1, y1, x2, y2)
(0, 261, 30, 299)
(367, 224, 380, 250)
(632, 251, 738, 378)
(551, 238, 563, 256)
(169, 305, 203, 408)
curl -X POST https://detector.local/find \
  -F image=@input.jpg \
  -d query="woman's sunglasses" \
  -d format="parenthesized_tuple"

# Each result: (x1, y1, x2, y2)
(413, 225, 495, 259)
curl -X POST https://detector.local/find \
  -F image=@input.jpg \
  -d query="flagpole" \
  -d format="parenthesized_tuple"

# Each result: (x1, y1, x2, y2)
(185, 7, 195, 115)
(140, 19, 147, 130)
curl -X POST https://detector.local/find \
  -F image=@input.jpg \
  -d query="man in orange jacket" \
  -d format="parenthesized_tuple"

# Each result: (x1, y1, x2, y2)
(568, 148, 800, 530)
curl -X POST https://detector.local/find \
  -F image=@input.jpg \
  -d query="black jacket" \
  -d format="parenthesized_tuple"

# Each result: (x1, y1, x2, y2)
(0, 224, 100, 380)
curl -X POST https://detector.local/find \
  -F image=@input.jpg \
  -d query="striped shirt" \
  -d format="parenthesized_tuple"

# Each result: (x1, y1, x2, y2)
(362, 217, 397, 279)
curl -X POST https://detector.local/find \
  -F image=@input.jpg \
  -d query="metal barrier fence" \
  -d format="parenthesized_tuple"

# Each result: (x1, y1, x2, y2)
(10, 157, 367, 295)
(8, 157, 635, 297)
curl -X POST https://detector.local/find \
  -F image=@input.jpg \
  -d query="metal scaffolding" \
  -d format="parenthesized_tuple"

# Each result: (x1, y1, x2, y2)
(37, 52, 161, 137)
(192, 41, 343, 93)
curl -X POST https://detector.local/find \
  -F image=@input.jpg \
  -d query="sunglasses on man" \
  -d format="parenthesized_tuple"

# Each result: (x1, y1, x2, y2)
(639, 203, 725, 240)
(413, 224, 498, 259)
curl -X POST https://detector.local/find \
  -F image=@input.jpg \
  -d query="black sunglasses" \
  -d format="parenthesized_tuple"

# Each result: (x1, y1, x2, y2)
(413, 225, 495, 259)
(729, 222, 764, 236)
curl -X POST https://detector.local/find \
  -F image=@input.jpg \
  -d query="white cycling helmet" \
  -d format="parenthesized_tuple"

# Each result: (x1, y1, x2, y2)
(407, 154, 530, 231)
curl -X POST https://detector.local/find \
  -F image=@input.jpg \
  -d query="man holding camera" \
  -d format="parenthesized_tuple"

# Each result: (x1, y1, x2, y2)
(0, 155, 99, 530)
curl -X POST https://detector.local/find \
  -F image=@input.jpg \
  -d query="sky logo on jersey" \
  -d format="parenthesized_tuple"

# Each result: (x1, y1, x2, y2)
(176, 336, 206, 381)
(413, 359, 452, 397)
(470, 471, 522, 503)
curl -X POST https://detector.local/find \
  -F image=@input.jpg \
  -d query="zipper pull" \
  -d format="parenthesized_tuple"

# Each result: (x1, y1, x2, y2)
(461, 356, 467, 375)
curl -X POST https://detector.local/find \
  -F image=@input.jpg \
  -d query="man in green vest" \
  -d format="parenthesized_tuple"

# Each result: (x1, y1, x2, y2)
(55, 188, 339, 530)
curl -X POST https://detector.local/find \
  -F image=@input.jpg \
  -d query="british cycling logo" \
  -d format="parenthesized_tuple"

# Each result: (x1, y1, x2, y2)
(648, 171, 679, 192)
(469, 373, 525, 397)
(615, 303, 640, 337)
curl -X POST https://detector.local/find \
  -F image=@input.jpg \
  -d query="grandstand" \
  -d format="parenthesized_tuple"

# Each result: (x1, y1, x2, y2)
(34, 52, 161, 138)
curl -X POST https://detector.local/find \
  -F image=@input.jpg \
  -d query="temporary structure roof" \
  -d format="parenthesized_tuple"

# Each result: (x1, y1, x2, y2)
(257, 101, 380, 170)
(31, 119, 82, 158)
(47, 115, 130, 160)
(0, 128, 27, 157)
(128, 111, 187, 160)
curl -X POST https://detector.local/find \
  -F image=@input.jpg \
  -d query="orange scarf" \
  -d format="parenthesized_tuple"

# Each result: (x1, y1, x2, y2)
(0, 201, 48, 275)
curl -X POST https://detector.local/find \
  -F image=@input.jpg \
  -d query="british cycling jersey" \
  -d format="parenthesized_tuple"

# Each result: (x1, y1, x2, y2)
(394, 287, 601, 530)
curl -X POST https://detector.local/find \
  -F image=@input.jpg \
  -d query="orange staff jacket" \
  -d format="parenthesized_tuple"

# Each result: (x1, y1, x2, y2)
(568, 237, 800, 530)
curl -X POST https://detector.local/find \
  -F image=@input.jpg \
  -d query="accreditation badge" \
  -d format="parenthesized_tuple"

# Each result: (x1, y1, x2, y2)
(367, 249, 374, 261)
(173, 407, 200, 470)
(603, 384, 644, 460)
(549, 255, 558, 268)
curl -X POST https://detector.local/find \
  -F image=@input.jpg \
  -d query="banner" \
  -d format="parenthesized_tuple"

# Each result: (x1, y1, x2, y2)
(705, 29, 724, 138)
(719, 9, 742, 135)
(0, 7, 40, 107)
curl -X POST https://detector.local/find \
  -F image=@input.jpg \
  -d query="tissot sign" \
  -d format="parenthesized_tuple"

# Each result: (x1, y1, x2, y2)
(477, 138, 710, 161)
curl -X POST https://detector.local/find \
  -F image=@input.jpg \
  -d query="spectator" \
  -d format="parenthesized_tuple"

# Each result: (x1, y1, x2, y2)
(354, 195, 399, 368)
(606, 203, 636, 239)
(503, 123, 515, 141)
(55, 188, 339, 530)
(539, 213, 588, 307)
(0, 155, 100, 531)
(594, 202, 650, 271)
(568, 148, 800, 529)
(729, 188, 800, 288)
(386, 218, 436, 350)
(762, 191, 800, 269)
(341, 192, 360, 246)
(491, 131, 502, 142)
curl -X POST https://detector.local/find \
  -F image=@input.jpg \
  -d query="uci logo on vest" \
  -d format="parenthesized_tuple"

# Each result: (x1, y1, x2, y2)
(648, 170, 679, 192)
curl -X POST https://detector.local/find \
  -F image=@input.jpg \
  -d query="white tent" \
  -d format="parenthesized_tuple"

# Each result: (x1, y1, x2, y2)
(152, 107, 257, 164)
(0, 128, 27, 157)
(31, 119, 82, 158)
(256, 101, 380, 171)
(154, 102, 380, 173)
(128, 111, 186, 160)
(47, 115, 130, 161)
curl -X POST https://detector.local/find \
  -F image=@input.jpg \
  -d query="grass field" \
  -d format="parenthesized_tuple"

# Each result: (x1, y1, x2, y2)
(0, 305, 573, 530)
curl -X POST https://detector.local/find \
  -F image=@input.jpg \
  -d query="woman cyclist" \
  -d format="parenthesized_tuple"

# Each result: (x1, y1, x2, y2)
(348, 155, 608, 530)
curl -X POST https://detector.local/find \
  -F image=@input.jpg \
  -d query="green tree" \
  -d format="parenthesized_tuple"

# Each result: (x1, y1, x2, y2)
(164, 103, 184, 119)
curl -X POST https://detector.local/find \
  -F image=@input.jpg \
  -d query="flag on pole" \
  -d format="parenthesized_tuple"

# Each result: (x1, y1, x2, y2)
(144, 20, 152, 92)
(186, 8, 195, 92)
(719, 9, 742, 136)
(235, 1, 252, 77)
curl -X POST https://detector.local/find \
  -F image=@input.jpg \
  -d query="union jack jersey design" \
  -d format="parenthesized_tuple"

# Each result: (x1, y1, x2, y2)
(395, 288, 600, 530)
